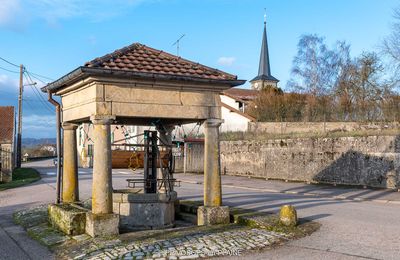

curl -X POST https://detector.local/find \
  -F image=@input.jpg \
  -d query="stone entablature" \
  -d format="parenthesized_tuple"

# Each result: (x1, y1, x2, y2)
(58, 79, 223, 124)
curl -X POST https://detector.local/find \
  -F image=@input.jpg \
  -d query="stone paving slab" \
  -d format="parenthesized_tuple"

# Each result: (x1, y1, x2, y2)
(76, 228, 287, 260)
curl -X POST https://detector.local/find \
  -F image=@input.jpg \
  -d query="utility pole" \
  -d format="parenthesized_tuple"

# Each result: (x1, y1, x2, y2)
(16, 64, 23, 168)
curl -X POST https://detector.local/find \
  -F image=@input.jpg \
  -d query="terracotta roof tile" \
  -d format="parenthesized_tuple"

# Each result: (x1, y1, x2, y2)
(85, 43, 237, 81)
(0, 106, 14, 144)
(223, 88, 258, 101)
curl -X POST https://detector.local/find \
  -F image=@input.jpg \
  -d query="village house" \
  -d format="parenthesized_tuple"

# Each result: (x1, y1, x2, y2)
(0, 106, 15, 183)
(219, 88, 257, 132)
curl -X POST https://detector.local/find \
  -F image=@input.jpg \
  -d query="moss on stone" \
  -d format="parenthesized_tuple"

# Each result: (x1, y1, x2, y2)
(48, 204, 88, 235)
(279, 205, 298, 227)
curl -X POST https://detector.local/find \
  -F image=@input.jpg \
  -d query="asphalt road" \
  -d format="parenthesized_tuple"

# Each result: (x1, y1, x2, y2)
(1, 159, 400, 260)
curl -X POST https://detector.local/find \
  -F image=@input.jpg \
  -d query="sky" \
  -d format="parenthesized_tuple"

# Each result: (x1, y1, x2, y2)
(0, 0, 398, 138)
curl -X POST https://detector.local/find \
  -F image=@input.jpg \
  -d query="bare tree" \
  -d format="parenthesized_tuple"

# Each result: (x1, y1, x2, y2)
(249, 33, 394, 123)
(382, 7, 400, 88)
(352, 52, 385, 121)
(288, 34, 339, 96)
(334, 42, 358, 121)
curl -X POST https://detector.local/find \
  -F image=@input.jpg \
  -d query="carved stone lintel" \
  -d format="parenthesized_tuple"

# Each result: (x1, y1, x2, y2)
(204, 119, 223, 128)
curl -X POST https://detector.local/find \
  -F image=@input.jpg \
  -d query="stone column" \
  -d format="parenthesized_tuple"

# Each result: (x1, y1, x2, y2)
(86, 115, 119, 237)
(62, 123, 79, 203)
(203, 119, 222, 207)
(91, 115, 114, 214)
(198, 119, 229, 225)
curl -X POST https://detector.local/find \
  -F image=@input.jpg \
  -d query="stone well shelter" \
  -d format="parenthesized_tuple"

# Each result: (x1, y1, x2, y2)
(42, 43, 244, 236)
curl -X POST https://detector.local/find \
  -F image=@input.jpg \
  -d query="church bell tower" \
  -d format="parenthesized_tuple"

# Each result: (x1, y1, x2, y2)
(250, 12, 279, 90)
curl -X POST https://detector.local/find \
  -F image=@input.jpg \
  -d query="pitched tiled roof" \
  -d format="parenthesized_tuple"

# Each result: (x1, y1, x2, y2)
(0, 106, 14, 144)
(85, 43, 237, 81)
(223, 88, 258, 101)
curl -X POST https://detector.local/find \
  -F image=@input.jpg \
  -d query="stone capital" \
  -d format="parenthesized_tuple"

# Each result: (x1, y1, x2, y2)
(90, 115, 116, 125)
(62, 122, 79, 130)
(204, 119, 223, 128)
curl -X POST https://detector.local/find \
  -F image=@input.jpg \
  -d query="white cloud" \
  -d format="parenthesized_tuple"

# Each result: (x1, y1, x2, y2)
(23, 114, 56, 138)
(217, 56, 236, 66)
(0, 74, 19, 93)
(0, 0, 150, 29)
(0, 0, 21, 25)
(23, 114, 55, 126)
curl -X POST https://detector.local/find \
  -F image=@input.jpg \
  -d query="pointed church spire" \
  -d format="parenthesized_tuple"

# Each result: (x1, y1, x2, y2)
(251, 10, 279, 85)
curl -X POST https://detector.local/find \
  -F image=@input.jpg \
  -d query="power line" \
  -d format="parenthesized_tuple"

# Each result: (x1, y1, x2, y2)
(0, 56, 19, 68)
(23, 72, 53, 113)
(26, 71, 54, 82)
(0, 65, 19, 74)
(0, 55, 54, 82)
(27, 72, 47, 84)
(24, 69, 54, 113)
(25, 78, 54, 112)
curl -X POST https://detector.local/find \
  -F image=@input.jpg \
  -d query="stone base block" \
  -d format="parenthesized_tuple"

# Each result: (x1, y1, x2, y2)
(113, 190, 177, 230)
(197, 206, 230, 226)
(85, 212, 119, 237)
(48, 203, 88, 235)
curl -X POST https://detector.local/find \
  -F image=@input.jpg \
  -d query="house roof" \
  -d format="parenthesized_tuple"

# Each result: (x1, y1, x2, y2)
(42, 43, 245, 93)
(221, 102, 256, 122)
(0, 106, 14, 144)
(86, 43, 237, 81)
(222, 88, 258, 102)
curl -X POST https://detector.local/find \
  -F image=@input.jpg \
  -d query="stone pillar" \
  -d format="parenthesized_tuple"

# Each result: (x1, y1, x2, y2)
(86, 115, 119, 237)
(203, 119, 222, 207)
(198, 119, 229, 225)
(62, 123, 79, 203)
(91, 115, 114, 214)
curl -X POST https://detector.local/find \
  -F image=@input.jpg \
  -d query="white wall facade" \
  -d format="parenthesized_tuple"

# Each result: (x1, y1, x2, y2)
(220, 106, 251, 132)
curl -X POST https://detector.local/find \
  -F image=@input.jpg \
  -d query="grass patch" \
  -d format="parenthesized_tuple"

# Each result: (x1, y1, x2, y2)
(178, 200, 320, 239)
(234, 212, 320, 239)
(0, 168, 41, 191)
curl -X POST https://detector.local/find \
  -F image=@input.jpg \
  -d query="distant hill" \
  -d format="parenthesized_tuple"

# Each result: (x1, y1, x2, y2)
(22, 138, 56, 147)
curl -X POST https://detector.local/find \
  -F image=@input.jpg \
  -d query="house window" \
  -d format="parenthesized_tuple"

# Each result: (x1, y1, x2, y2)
(238, 102, 244, 112)
(87, 144, 93, 157)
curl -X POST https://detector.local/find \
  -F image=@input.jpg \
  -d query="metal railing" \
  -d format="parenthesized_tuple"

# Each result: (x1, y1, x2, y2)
(0, 148, 13, 183)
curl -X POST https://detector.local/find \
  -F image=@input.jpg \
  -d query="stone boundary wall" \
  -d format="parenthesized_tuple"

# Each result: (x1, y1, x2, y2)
(248, 122, 400, 134)
(220, 136, 400, 189)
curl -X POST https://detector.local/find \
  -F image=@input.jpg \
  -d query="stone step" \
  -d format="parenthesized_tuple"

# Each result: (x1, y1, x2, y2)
(177, 212, 197, 225)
